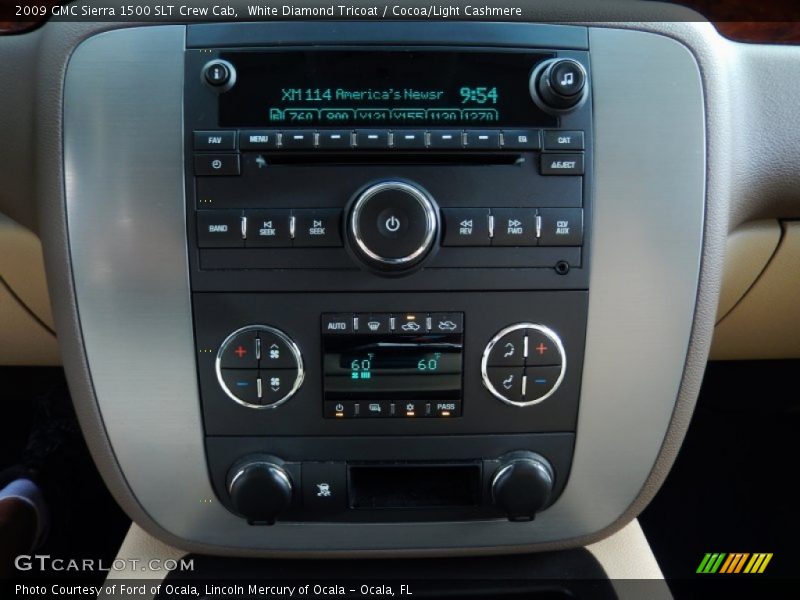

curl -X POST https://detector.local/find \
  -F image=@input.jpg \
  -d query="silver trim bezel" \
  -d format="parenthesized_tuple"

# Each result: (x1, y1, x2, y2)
(481, 323, 567, 407)
(350, 181, 437, 266)
(214, 325, 305, 410)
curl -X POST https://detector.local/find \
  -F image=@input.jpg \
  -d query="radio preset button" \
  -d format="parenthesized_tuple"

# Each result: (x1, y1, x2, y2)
(486, 367, 524, 403)
(356, 130, 390, 149)
(491, 209, 537, 246)
(428, 130, 463, 149)
(281, 130, 315, 149)
(543, 130, 585, 151)
(197, 210, 244, 248)
(244, 209, 292, 247)
(486, 330, 525, 367)
(240, 130, 279, 150)
(393, 130, 426, 149)
(194, 153, 241, 176)
(465, 130, 500, 150)
(293, 209, 343, 247)
(538, 208, 584, 247)
(318, 130, 353, 149)
(502, 129, 541, 150)
(322, 314, 354, 334)
(442, 208, 491, 247)
(540, 153, 585, 175)
(194, 130, 236, 151)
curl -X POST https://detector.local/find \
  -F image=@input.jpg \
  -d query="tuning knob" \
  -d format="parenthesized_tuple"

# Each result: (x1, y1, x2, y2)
(530, 58, 588, 113)
(346, 181, 439, 276)
(491, 452, 554, 522)
(227, 456, 293, 525)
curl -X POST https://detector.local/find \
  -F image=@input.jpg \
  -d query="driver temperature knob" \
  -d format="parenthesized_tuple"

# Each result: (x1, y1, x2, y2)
(227, 455, 293, 525)
(346, 181, 439, 275)
(491, 452, 554, 522)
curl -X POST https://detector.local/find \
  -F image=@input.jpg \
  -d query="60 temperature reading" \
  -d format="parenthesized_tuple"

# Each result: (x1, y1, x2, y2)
(417, 353, 442, 371)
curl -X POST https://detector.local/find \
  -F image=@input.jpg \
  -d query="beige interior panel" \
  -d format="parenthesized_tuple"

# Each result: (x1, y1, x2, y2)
(716, 219, 781, 322)
(712, 221, 800, 360)
(0, 213, 56, 330)
(0, 280, 60, 365)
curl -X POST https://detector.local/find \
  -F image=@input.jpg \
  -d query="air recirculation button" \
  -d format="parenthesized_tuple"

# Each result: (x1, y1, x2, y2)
(481, 323, 566, 407)
(216, 325, 304, 408)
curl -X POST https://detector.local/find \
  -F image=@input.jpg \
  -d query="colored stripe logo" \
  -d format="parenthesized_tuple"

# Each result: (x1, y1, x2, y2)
(697, 553, 773, 574)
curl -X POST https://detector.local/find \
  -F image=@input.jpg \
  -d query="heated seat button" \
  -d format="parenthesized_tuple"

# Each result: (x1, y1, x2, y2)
(442, 208, 490, 247)
(486, 367, 524, 403)
(257, 331, 297, 369)
(524, 366, 562, 400)
(293, 209, 343, 247)
(486, 330, 525, 367)
(220, 370, 261, 405)
(220, 331, 259, 369)
(197, 210, 243, 248)
(244, 209, 292, 247)
(491, 209, 537, 246)
(194, 153, 241, 176)
(538, 208, 583, 246)
(302, 462, 347, 511)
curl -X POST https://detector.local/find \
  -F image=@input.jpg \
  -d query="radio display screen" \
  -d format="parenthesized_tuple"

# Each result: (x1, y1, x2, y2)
(218, 50, 557, 128)
(323, 334, 463, 402)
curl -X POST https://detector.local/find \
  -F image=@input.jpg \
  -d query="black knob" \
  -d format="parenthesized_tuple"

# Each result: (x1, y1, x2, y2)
(203, 60, 236, 92)
(491, 452, 554, 522)
(346, 181, 439, 275)
(227, 456, 293, 525)
(531, 59, 587, 112)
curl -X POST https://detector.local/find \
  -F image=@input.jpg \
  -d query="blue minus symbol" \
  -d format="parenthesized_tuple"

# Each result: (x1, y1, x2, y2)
(236, 381, 249, 387)
(534, 379, 547, 384)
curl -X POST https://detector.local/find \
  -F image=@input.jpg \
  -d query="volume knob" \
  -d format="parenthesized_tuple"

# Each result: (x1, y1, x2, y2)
(346, 181, 439, 276)
(530, 58, 588, 113)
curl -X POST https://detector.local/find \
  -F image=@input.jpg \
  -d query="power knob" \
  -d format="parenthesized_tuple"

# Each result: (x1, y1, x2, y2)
(346, 181, 439, 276)
(227, 455, 293, 525)
(530, 58, 588, 114)
(491, 451, 554, 522)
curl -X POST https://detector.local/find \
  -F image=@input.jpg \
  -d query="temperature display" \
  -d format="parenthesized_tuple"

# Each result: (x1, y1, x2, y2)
(323, 334, 463, 402)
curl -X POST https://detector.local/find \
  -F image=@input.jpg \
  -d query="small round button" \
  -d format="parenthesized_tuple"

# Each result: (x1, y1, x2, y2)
(549, 60, 586, 97)
(347, 181, 439, 274)
(481, 323, 566, 407)
(202, 59, 236, 91)
(216, 325, 304, 409)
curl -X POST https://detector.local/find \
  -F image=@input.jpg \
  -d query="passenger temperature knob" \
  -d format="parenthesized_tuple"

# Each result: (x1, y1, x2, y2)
(491, 451, 554, 522)
(227, 455, 293, 525)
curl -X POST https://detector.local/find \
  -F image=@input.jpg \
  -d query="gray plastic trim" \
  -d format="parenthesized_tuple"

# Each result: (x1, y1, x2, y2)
(63, 24, 704, 553)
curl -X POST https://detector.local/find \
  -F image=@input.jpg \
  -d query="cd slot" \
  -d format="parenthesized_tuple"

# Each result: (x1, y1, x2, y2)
(258, 152, 525, 166)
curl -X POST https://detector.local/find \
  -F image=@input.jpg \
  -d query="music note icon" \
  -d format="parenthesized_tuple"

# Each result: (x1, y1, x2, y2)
(560, 72, 575, 87)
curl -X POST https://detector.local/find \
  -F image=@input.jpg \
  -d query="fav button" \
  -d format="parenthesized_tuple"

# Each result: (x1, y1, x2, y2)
(193, 130, 236, 151)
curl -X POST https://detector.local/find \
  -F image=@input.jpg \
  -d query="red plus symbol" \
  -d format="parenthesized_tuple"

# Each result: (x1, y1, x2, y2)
(234, 345, 247, 358)
(535, 343, 548, 355)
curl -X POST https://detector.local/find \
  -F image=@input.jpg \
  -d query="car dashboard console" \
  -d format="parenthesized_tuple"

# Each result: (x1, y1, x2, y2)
(57, 21, 709, 554)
